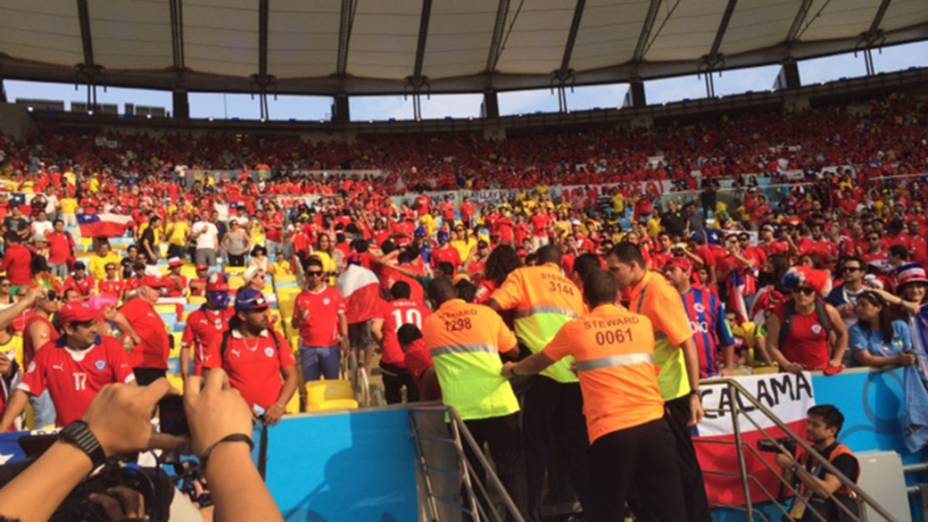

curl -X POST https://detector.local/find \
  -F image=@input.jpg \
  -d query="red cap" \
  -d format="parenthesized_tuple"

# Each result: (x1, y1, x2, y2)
(168, 257, 183, 268)
(141, 276, 165, 289)
(664, 257, 693, 272)
(58, 301, 98, 326)
(196, 264, 209, 271)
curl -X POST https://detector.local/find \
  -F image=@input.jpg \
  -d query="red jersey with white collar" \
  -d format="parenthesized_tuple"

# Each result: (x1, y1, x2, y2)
(202, 329, 295, 410)
(377, 299, 431, 367)
(18, 336, 135, 426)
(182, 307, 235, 375)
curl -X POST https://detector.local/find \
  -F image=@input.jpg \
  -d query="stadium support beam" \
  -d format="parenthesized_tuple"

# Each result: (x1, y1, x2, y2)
(785, 0, 813, 44)
(627, 80, 646, 107)
(486, 0, 511, 75)
(332, 94, 350, 124)
(258, 0, 269, 77)
(169, 0, 186, 71)
(172, 90, 189, 120)
(76, 0, 94, 67)
(412, 0, 432, 80)
(868, 0, 892, 36)
(707, 0, 737, 64)
(336, 0, 357, 77)
(633, 0, 662, 62)
(559, 0, 586, 75)
(483, 88, 499, 119)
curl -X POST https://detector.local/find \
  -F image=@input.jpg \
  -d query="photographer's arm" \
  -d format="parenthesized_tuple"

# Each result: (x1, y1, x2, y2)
(186, 371, 284, 522)
(0, 380, 178, 522)
(0, 389, 29, 432)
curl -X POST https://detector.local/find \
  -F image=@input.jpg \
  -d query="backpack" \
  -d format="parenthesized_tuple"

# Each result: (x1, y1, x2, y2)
(778, 298, 831, 350)
(220, 329, 284, 358)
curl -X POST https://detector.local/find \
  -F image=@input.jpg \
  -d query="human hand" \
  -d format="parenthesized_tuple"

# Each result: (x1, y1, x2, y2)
(184, 370, 253, 457)
(688, 393, 704, 427)
(264, 403, 286, 426)
(775, 452, 796, 470)
(897, 353, 918, 366)
(720, 367, 736, 377)
(19, 286, 47, 306)
(0, 353, 12, 377)
(89, 486, 146, 522)
(782, 362, 803, 374)
(83, 378, 177, 457)
(340, 337, 350, 354)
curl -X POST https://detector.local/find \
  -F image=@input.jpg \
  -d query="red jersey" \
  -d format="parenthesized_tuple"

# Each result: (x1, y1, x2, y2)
(189, 277, 207, 297)
(1, 244, 32, 286)
(120, 297, 170, 370)
(377, 299, 431, 367)
(64, 276, 96, 297)
(182, 307, 234, 375)
(18, 336, 135, 427)
(202, 329, 295, 410)
(431, 245, 462, 269)
(773, 302, 831, 371)
(46, 231, 74, 265)
(23, 314, 60, 368)
(530, 214, 549, 237)
(98, 280, 125, 300)
(293, 287, 345, 347)
(380, 265, 426, 304)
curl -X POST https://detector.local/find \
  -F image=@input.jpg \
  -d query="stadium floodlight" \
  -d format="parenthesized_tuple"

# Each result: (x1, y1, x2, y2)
(209, 117, 214, 122)
(146, 114, 152, 119)
(87, 110, 94, 115)
(27, 106, 33, 112)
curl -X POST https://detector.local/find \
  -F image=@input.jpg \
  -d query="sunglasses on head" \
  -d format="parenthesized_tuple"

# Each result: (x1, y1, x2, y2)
(793, 287, 816, 296)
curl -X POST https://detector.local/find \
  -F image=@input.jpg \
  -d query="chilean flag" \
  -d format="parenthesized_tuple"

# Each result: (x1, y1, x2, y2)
(337, 263, 384, 325)
(694, 372, 816, 507)
(77, 212, 133, 238)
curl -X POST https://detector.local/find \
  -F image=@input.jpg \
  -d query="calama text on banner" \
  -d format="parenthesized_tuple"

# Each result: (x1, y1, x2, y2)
(694, 372, 816, 507)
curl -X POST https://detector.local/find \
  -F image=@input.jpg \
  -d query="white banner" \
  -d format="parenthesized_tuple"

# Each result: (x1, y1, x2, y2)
(696, 371, 816, 437)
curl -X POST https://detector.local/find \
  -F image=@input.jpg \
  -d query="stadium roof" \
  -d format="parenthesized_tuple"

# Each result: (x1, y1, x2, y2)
(1, 0, 927, 96)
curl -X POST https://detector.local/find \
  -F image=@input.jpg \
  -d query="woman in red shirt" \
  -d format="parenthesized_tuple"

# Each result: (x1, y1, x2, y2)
(766, 267, 848, 373)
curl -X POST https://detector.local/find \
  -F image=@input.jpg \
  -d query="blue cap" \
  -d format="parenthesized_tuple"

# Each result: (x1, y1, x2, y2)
(437, 231, 450, 243)
(706, 229, 721, 246)
(235, 288, 269, 312)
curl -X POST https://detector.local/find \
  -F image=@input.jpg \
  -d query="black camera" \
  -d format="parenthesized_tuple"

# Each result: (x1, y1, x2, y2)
(758, 437, 797, 455)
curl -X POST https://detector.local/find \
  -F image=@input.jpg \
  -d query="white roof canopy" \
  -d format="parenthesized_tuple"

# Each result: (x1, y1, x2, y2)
(1, 0, 926, 95)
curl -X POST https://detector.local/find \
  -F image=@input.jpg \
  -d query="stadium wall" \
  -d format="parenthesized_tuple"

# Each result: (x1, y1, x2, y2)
(0, 103, 35, 140)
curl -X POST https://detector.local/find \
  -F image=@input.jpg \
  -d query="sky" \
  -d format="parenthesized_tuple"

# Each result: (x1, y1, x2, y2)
(4, 40, 928, 123)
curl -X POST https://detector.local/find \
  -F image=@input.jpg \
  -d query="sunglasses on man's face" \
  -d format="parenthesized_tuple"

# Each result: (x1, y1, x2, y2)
(844, 266, 862, 273)
(793, 287, 816, 296)
(306, 271, 323, 278)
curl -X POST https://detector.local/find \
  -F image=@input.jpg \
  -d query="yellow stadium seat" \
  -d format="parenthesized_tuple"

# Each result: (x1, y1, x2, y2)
(308, 399, 359, 412)
(155, 304, 177, 315)
(274, 273, 297, 284)
(224, 266, 246, 275)
(305, 380, 355, 408)
(180, 266, 198, 279)
(171, 333, 184, 358)
(166, 374, 184, 392)
(286, 391, 300, 414)
(289, 336, 299, 353)
(78, 237, 93, 251)
(188, 296, 206, 305)
(228, 276, 245, 290)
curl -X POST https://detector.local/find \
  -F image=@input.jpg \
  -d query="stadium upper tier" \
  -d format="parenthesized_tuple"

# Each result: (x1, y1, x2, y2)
(3, 92, 925, 194)
(1, 0, 926, 95)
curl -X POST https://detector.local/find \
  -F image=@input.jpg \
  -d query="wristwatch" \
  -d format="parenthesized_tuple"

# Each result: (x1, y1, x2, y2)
(59, 421, 107, 469)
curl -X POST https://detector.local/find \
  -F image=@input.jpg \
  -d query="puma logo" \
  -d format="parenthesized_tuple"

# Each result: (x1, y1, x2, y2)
(51, 364, 64, 371)
(229, 349, 240, 358)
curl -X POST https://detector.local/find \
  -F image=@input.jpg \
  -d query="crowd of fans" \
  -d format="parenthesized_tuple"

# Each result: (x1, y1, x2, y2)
(0, 90, 925, 521)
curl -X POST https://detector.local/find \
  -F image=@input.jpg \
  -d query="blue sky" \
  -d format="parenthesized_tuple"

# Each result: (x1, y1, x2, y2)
(4, 41, 927, 122)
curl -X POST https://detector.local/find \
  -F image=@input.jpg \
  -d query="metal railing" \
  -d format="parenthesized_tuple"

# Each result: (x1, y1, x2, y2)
(698, 377, 896, 521)
(408, 404, 525, 522)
